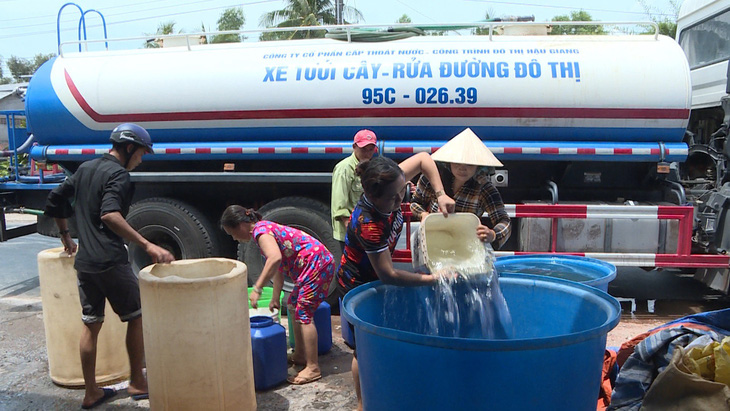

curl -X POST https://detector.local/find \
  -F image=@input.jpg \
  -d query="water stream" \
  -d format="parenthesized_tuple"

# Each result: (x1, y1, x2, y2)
(384, 243, 514, 339)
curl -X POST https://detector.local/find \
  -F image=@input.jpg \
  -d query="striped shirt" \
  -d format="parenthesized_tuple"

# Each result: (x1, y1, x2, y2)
(410, 166, 511, 248)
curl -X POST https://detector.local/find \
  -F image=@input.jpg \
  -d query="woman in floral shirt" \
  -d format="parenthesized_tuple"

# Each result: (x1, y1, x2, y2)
(221, 205, 334, 385)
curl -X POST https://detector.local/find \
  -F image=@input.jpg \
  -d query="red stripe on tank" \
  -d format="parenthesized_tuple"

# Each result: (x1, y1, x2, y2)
(64, 70, 690, 123)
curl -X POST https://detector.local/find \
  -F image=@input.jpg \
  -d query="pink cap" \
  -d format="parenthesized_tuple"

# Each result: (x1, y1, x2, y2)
(353, 129, 377, 147)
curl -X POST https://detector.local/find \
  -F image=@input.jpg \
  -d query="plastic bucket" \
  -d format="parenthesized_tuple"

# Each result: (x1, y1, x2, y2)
(495, 254, 617, 292)
(248, 287, 283, 322)
(342, 275, 620, 411)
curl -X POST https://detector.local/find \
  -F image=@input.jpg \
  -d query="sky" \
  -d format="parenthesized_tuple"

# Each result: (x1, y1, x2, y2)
(0, 0, 679, 76)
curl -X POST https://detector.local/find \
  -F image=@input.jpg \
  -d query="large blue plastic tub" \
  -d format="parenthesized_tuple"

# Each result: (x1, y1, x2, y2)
(342, 275, 620, 411)
(495, 255, 617, 292)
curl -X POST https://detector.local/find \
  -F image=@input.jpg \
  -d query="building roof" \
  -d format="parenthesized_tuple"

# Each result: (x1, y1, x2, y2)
(0, 83, 28, 112)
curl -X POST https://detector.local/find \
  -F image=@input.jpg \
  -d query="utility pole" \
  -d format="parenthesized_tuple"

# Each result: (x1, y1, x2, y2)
(336, 0, 344, 24)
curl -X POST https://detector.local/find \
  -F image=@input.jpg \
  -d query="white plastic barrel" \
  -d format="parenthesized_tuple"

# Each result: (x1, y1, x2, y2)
(139, 258, 255, 411)
(37, 248, 130, 387)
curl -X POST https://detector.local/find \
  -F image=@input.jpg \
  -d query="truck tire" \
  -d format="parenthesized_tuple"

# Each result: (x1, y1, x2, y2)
(257, 196, 331, 222)
(244, 206, 340, 298)
(261, 196, 342, 261)
(126, 198, 221, 273)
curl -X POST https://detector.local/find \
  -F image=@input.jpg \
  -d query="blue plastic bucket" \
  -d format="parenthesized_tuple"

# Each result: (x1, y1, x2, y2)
(342, 275, 620, 411)
(495, 255, 617, 292)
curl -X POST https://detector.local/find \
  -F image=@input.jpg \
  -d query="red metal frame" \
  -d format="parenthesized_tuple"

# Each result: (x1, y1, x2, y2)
(392, 203, 730, 269)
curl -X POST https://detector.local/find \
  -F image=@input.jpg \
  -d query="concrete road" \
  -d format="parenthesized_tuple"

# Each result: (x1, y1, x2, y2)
(0, 228, 58, 302)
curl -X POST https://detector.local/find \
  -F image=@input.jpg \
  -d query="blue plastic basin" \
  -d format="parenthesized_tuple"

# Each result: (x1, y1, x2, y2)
(342, 274, 620, 411)
(495, 255, 617, 292)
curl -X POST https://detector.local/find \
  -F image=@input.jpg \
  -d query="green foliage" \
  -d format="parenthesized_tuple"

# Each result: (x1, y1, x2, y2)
(637, 0, 679, 37)
(474, 10, 497, 36)
(0, 158, 9, 178)
(655, 19, 677, 37)
(0, 153, 28, 178)
(200, 22, 208, 44)
(259, 31, 293, 41)
(259, 0, 363, 40)
(395, 14, 443, 36)
(144, 21, 178, 48)
(211, 7, 245, 43)
(5, 53, 54, 82)
(550, 10, 605, 35)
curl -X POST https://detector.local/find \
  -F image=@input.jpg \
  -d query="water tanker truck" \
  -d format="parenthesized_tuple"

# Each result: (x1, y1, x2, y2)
(2, 1, 730, 294)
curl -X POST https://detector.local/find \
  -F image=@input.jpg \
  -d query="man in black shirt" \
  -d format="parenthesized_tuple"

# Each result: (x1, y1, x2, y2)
(45, 123, 174, 409)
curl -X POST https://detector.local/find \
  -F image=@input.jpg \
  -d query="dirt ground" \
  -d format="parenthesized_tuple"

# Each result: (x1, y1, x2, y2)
(0, 292, 675, 411)
(0, 297, 359, 410)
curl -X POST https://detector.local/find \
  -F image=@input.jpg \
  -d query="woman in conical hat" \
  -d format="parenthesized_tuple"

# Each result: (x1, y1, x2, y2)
(411, 128, 511, 248)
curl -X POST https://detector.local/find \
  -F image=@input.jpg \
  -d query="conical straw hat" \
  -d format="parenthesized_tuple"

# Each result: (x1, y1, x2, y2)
(431, 128, 503, 167)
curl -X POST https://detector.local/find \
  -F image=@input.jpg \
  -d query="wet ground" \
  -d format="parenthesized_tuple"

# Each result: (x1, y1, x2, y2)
(1, 214, 729, 410)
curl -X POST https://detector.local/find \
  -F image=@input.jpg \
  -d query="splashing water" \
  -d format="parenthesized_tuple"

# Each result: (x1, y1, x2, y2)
(384, 244, 514, 339)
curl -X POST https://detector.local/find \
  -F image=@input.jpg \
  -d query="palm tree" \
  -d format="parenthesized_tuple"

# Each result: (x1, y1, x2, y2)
(259, 0, 363, 40)
(145, 21, 178, 48)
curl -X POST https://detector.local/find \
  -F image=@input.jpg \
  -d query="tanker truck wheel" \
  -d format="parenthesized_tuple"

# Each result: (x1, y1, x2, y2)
(257, 196, 332, 222)
(126, 198, 221, 273)
(244, 206, 340, 306)
(256, 196, 343, 276)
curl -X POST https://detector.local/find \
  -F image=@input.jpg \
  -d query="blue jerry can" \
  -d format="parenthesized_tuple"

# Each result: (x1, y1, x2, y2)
(250, 316, 287, 390)
(287, 301, 333, 355)
(315, 301, 333, 354)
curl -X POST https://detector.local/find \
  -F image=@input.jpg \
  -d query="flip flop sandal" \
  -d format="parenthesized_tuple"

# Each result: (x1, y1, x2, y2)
(287, 374, 322, 385)
(81, 387, 117, 409)
(131, 393, 149, 401)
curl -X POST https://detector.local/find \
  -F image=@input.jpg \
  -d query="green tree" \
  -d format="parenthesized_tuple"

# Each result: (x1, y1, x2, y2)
(211, 7, 246, 43)
(550, 10, 605, 35)
(259, 0, 363, 40)
(395, 13, 444, 36)
(6, 53, 54, 82)
(145, 21, 178, 48)
(474, 10, 497, 36)
(0, 56, 7, 84)
(200, 22, 209, 44)
(638, 0, 679, 37)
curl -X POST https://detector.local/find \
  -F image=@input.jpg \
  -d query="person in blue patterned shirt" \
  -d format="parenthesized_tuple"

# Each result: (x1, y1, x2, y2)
(331, 152, 455, 411)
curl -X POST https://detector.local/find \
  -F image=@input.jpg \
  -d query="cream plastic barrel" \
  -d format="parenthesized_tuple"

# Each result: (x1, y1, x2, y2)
(37, 248, 130, 387)
(139, 258, 255, 411)
(412, 213, 491, 274)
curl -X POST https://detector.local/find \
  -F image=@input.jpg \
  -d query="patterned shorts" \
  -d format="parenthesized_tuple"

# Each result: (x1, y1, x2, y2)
(288, 251, 335, 324)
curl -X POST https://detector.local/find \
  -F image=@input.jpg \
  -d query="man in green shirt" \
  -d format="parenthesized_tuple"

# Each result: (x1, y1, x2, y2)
(331, 129, 378, 252)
